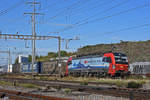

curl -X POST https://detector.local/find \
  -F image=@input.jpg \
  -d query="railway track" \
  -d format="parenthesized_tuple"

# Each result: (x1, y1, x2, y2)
(0, 78, 150, 100)
(0, 88, 71, 100)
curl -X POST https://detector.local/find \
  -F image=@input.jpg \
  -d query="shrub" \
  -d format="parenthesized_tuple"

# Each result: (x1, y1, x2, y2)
(127, 81, 142, 88)
(64, 88, 72, 94)
(80, 81, 88, 85)
(55, 85, 62, 91)
(116, 82, 123, 87)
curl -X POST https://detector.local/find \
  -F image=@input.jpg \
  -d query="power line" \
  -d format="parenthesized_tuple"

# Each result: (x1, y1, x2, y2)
(104, 23, 150, 34)
(47, 0, 87, 21)
(64, 0, 93, 24)
(41, 0, 65, 11)
(0, 0, 26, 16)
(70, 0, 115, 20)
(78, 2, 150, 26)
(58, 0, 126, 32)
(63, 0, 94, 16)
(58, 1, 150, 32)
(75, 0, 129, 25)
(58, 0, 129, 32)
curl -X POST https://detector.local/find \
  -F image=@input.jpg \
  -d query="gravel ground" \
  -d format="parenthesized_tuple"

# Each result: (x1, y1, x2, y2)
(0, 85, 129, 100)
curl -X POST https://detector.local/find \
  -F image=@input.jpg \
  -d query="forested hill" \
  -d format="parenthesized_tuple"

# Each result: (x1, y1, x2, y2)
(77, 40, 150, 63)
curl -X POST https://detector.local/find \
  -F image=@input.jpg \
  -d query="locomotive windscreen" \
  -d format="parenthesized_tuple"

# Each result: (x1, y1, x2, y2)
(114, 53, 128, 64)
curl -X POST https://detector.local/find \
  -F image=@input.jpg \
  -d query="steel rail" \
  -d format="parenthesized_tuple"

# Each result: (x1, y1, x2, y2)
(0, 88, 71, 100)
(0, 78, 150, 100)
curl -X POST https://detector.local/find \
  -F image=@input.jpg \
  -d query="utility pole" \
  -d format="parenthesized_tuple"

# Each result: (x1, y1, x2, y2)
(0, 50, 11, 72)
(8, 48, 11, 72)
(32, 0, 36, 76)
(58, 36, 61, 76)
(24, 0, 42, 75)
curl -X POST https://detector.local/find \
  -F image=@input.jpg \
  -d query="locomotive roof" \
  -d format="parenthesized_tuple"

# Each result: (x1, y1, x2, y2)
(73, 52, 127, 60)
(72, 55, 102, 60)
(113, 52, 127, 56)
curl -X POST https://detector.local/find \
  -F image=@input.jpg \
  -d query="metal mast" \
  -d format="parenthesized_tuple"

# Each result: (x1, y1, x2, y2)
(24, 0, 41, 75)
(32, 0, 36, 74)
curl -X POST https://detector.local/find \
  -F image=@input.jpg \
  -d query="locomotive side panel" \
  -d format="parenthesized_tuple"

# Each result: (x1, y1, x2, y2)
(68, 56, 109, 76)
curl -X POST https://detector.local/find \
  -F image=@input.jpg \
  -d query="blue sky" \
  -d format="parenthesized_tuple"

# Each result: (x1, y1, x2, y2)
(0, 0, 150, 64)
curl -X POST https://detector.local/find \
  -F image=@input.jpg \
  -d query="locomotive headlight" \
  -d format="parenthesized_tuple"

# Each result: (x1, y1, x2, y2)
(113, 65, 115, 69)
(120, 66, 124, 68)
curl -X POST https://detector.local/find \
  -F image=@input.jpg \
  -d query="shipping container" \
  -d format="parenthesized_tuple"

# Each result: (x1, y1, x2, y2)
(41, 60, 67, 75)
(13, 62, 41, 74)
(12, 63, 21, 73)
(21, 63, 41, 73)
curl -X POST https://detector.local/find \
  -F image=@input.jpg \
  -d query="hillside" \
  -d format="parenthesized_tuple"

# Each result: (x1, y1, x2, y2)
(77, 40, 150, 63)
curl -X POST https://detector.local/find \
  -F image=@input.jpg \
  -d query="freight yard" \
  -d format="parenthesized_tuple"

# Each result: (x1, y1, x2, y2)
(0, 0, 150, 100)
(0, 74, 150, 100)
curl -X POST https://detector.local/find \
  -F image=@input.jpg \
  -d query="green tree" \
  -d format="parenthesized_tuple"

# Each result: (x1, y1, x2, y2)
(28, 55, 32, 62)
(33, 51, 76, 62)
(60, 50, 68, 57)
(47, 52, 57, 58)
(14, 57, 19, 64)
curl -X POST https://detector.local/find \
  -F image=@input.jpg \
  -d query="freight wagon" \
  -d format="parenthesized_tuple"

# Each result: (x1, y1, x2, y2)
(66, 52, 130, 77)
(21, 62, 41, 73)
(41, 60, 67, 75)
(13, 61, 67, 75)
(12, 62, 41, 73)
(129, 62, 150, 76)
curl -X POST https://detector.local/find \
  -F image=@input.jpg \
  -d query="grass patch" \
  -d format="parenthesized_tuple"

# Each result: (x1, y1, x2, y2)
(38, 76, 48, 80)
(80, 80, 88, 85)
(0, 74, 149, 88)
(0, 81, 12, 86)
(18, 83, 39, 88)
(64, 88, 72, 94)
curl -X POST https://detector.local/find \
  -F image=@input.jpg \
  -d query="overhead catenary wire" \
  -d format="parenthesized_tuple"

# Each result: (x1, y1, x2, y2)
(75, 0, 129, 24)
(41, 0, 64, 11)
(64, 0, 92, 25)
(58, 0, 130, 32)
(70, 0, 115, 20)
(47, 0, 88, 20)
(0, 0, 26, 16)
(57, 0, 127, 32)
(104, 23, 150, 34)
(79, 2, 150, 26)
(58, 1, 150, 32)
(64, 0, 95, 17)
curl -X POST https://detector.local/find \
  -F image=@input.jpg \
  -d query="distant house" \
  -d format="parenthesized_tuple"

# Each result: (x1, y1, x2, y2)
(18, 55, 29, 64)
(0, 65, 8, 73)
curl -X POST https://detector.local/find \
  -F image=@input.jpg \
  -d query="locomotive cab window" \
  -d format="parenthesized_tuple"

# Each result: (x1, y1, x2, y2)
(114, 53, 128, 64)
(102, 57, 112, 63)
(67, 61, 72, 65)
